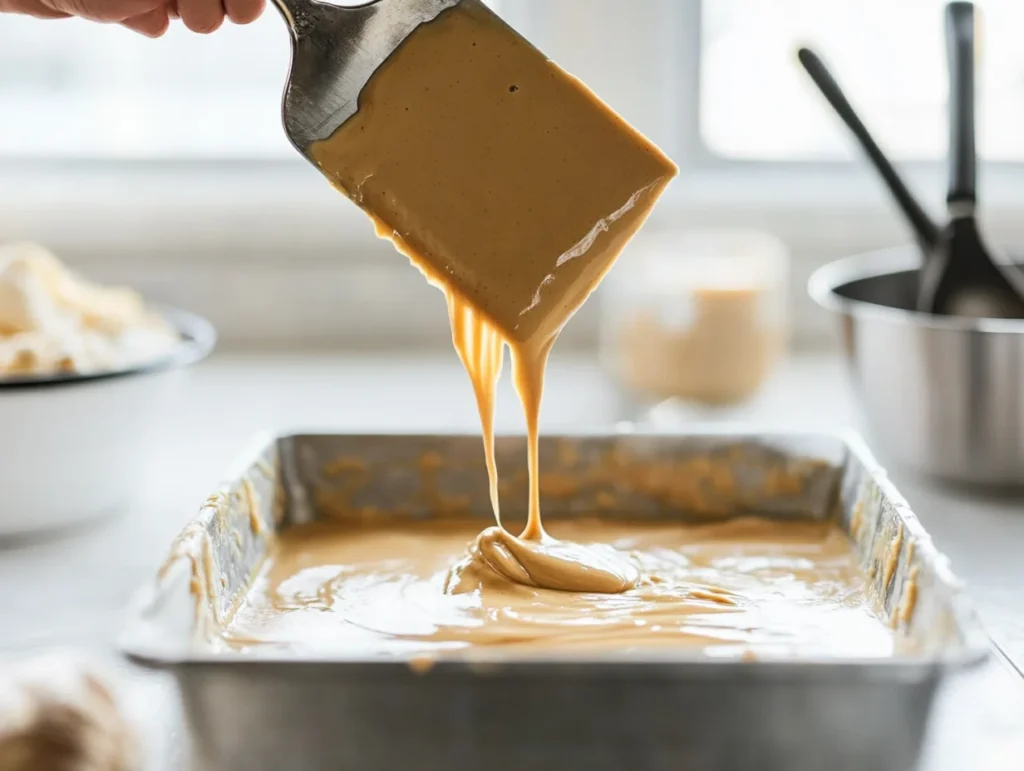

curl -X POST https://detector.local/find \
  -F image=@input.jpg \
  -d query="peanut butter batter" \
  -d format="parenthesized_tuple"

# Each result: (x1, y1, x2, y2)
(309, 1, 677, 594)
(222, 518, 895, 659)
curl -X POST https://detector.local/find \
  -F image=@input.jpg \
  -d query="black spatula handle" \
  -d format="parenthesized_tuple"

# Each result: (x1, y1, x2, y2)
(947, 2, 977, 208)
(797, 47, 939, 249)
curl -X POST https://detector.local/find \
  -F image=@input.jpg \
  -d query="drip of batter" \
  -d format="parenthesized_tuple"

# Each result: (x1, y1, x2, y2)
(309, 1, 676, 593)
(446, 293, 504, 526)
(444, 273, 647, 595)
(446, 320, 643, 594)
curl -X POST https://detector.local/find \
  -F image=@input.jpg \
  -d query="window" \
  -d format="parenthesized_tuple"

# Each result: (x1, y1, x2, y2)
(700, 0, 1024, 162)
(0, 13, 289, 159)
(4, 0, 1024, 348)
(0, 0, 503, 160)
(5, 0, 1022, 164)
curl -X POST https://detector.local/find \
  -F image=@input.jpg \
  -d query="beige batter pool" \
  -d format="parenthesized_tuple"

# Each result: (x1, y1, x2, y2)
(221, 517, 895, 660)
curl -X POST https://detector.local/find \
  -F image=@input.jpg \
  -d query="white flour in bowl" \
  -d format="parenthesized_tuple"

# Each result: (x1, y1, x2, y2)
(0, 242, 180, 377)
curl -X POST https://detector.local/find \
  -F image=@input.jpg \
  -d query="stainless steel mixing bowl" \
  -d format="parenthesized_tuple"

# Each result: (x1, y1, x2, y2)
(810, 245, 1024, 487)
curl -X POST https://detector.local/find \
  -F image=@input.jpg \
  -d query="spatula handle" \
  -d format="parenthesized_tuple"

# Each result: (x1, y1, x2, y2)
(798, 47, 939, 250)
(270, 0, 327, 40)
(946, 2, 977, 209)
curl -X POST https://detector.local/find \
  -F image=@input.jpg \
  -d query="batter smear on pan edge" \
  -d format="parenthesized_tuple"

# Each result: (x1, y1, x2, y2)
(310, 1, 676, 593)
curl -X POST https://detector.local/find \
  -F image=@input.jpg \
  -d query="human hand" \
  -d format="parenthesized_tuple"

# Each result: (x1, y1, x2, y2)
(2, 0, 265, 37)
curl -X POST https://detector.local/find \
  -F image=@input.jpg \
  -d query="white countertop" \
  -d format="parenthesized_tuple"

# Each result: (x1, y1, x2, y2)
(1, 351, 1022, 769)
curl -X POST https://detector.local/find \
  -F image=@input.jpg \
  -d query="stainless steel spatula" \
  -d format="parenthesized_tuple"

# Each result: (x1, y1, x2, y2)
(269, 0, 461, 156)
(265, 0, 677, 347)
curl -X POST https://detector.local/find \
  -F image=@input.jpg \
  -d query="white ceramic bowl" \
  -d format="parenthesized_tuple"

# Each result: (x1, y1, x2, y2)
(0, 309, 216, 538)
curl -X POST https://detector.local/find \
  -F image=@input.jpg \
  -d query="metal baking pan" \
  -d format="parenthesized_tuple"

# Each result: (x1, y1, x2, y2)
(121, 430, 988, 771)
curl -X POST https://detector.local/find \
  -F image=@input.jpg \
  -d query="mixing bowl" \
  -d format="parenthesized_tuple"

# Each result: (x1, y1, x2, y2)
(0, 308, 216, 537)
(810, 245, 1023, 487)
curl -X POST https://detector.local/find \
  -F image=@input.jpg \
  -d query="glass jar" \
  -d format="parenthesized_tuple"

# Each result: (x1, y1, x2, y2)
(601, 227, 790, 409)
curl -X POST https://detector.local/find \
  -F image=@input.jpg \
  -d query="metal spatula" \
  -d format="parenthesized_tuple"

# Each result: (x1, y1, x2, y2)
(268, 0, 461, 156)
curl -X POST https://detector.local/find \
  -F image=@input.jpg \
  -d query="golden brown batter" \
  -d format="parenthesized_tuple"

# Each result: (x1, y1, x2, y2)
(222, 518, 895, 659)
(309, 1, 677, 594)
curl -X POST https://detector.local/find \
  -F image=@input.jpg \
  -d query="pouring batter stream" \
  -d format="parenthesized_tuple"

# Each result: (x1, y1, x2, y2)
(309, 1, 677, 593)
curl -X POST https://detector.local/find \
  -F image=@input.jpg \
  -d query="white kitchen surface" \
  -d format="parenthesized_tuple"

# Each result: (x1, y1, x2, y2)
(0, 350, 1022, 770)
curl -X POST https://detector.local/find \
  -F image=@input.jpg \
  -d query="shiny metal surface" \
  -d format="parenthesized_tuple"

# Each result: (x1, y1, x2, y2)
(121, 431, 986, 771)
(269, 0, 463, 156)
(811, 246, 1024, 486)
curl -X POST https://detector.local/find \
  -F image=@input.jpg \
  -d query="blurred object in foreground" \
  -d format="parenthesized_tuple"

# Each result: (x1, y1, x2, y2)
(0, 652, 140, 771)
(601, 228, 789, 410)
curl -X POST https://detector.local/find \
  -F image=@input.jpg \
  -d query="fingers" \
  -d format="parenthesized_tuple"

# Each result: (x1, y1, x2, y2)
(43, 0, 160, 21)
(24, 0, 261, 30)
(176, 0, 223, 33)
(121, 4, 170, 36)
(3, 0, 71, 18)
(7, 0, 71, 18)
(223, 0, 261, 25)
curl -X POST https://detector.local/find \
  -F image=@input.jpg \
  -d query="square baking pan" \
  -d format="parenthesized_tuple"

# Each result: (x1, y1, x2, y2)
(121, 430, 988, 771)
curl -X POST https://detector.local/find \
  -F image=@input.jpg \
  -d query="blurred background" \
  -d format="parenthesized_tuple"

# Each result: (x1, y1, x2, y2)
(3, 0, 1024, 351)
(4, 8, 1024, 755)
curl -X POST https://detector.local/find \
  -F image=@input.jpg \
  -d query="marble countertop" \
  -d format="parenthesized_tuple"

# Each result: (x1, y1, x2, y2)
(1, 351, 1022, 769)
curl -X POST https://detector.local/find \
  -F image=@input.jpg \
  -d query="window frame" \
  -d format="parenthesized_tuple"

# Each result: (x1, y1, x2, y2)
(673, 0, 1024, 212)
(0, 0, 541, 264)
(7, 0, 1024, 227)
(4, 0, 1024, 348)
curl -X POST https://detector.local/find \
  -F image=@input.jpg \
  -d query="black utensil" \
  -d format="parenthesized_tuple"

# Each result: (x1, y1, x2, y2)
(797, 47, 940, 254)
(917, 1, 1024, 318)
